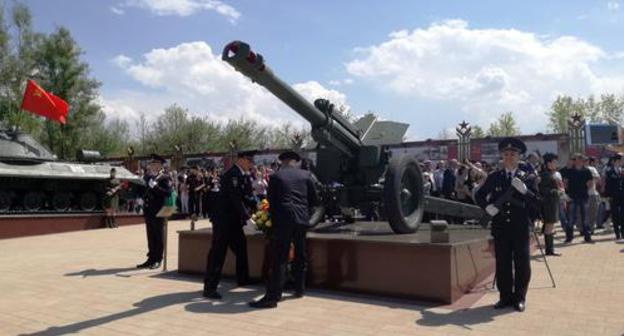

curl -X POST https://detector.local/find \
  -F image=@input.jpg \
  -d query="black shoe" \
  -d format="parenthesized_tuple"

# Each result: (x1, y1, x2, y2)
(292, 291, 304, 299)
(493, 300, 512, 309)
(514, 300, 526, 312)
(564, 237, 573, 243)
(248, 298, 278, 309)
(148, 261, 161, 269)
(136, 260, 153, 268)
(202, 290, 222, 300)
(237, 279, 261, 287)
(584, 237, 594, 243)
(546, 251, 562, 256)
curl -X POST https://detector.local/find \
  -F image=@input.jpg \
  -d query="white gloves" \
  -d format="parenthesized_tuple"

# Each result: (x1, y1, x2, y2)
(485, 204, 499, 217)
(511, 177, 527, 194)
(148, 179, 157, 188)
(246, 219, 256, 227)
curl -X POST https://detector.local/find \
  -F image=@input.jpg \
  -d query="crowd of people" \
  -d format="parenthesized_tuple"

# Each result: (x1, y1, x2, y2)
(170, 163, 274, 221)
(420, 152, 624, 243)
(111, 161, 279, 219)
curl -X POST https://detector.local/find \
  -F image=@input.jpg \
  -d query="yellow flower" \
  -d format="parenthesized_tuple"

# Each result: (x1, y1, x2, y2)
(251, 214, 257, 220)
(265, 220, 272, 228)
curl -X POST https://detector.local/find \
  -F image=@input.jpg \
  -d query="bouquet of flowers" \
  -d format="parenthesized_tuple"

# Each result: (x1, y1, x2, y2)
(252, 199, 272, 234)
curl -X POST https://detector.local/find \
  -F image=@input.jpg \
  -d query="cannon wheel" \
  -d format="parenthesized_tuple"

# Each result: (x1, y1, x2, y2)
(79, 192, 98, 211)
(52, 192, 72, 211)
(0, 191, 12, 212)
(23, 192, 45, 212)
(383, 155, 425, 234)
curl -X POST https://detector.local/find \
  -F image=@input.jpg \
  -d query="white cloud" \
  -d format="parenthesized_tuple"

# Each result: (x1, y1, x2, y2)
(346, 19, 624, 133)
(109, 41, 349, 130)
(111, 54, 132, 68)
(117, 0, 240, 23)
(608, 1, 620, 11)
(293, 81, 349, 109)
(110, 6, 125, 15)
(99, 96, 141, 122)
(328, 78, 354, 86)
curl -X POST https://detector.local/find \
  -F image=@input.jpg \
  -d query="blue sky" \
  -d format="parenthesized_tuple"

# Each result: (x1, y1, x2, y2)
(20, 0, 624, 139)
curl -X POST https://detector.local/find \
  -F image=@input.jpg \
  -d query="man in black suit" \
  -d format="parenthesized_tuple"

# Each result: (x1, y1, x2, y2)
(203, 150, 258, 299)
(137, 154, 173, 269)
(442, 159, 458, 199)
(186, 165, 203, 219)
(249, 150, 319, 309)
(475, 137, 539, 312)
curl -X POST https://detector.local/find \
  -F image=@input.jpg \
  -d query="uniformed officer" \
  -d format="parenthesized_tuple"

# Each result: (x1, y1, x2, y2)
(103, 168, 121, 228)
(137, 154, 173, 269)
(475, 137, 539, 312)
(605, 153, 624, 241)
(203, 150, 258, 299)
(186, 166, 203, 220)
(538, 153, 562, 256)
(249, 150, 319, 309)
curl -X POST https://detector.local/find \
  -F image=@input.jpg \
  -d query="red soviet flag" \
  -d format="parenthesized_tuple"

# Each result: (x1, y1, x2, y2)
(49, 93, 68, 124)
(20, 80, 68, 124)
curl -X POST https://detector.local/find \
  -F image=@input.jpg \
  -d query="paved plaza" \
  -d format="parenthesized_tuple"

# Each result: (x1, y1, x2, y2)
(0, 220, 623, 336)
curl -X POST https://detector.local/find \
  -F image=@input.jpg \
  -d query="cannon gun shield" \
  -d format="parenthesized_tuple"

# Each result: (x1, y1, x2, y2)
(383, 155, 425, 233)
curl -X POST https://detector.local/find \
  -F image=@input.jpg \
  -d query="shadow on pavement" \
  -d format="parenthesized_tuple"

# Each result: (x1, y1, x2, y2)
(153, 272, 444, 310)
(18, 284, 262, 336)
(64, 267, 139, 278)
(554, 236, 616, 248)
(415, 304, 514, 330)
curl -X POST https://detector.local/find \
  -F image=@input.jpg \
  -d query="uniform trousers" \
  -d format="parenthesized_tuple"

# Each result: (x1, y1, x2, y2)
(144, 214, 164, 263)
(189, 192, 201, 216)
(203, 219, 250, 292)
(493, 229, 531, 303)
(610, 200, 624, 239)
(266, 224, 307, 301)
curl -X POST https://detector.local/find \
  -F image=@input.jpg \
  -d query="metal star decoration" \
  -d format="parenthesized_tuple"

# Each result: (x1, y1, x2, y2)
(568, 113, 585, 128)
(456, 120, 472, 137)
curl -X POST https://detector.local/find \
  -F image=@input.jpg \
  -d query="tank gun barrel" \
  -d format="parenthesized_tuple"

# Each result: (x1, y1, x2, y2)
(222, 41, 362, 156)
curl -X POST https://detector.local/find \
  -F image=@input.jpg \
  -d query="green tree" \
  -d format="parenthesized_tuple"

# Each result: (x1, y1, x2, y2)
(487, 112, 519, 137)
(83, 117, 130, 157)
(471, 125, 485, 138)
(546, 94, 624, 133)
(134, 112, 149, 154)
(217, 118, 263, 151)
(547, 96, 584, 133)
(599, 94, 624, 125)
(0, 3, 42, 133)
(265, 122, 311, 149)
(33, 26, 103, 159)
(143, 104, 223, 154)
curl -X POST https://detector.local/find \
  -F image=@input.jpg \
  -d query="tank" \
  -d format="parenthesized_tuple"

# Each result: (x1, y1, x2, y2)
(0, 128, 142, 213)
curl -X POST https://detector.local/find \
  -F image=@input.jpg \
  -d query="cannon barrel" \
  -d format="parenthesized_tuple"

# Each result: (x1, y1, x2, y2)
(222, 41, 362, 157)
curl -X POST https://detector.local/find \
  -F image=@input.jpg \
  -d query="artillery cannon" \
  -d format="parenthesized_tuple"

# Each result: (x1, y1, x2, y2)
(222, 41, 482, 233)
